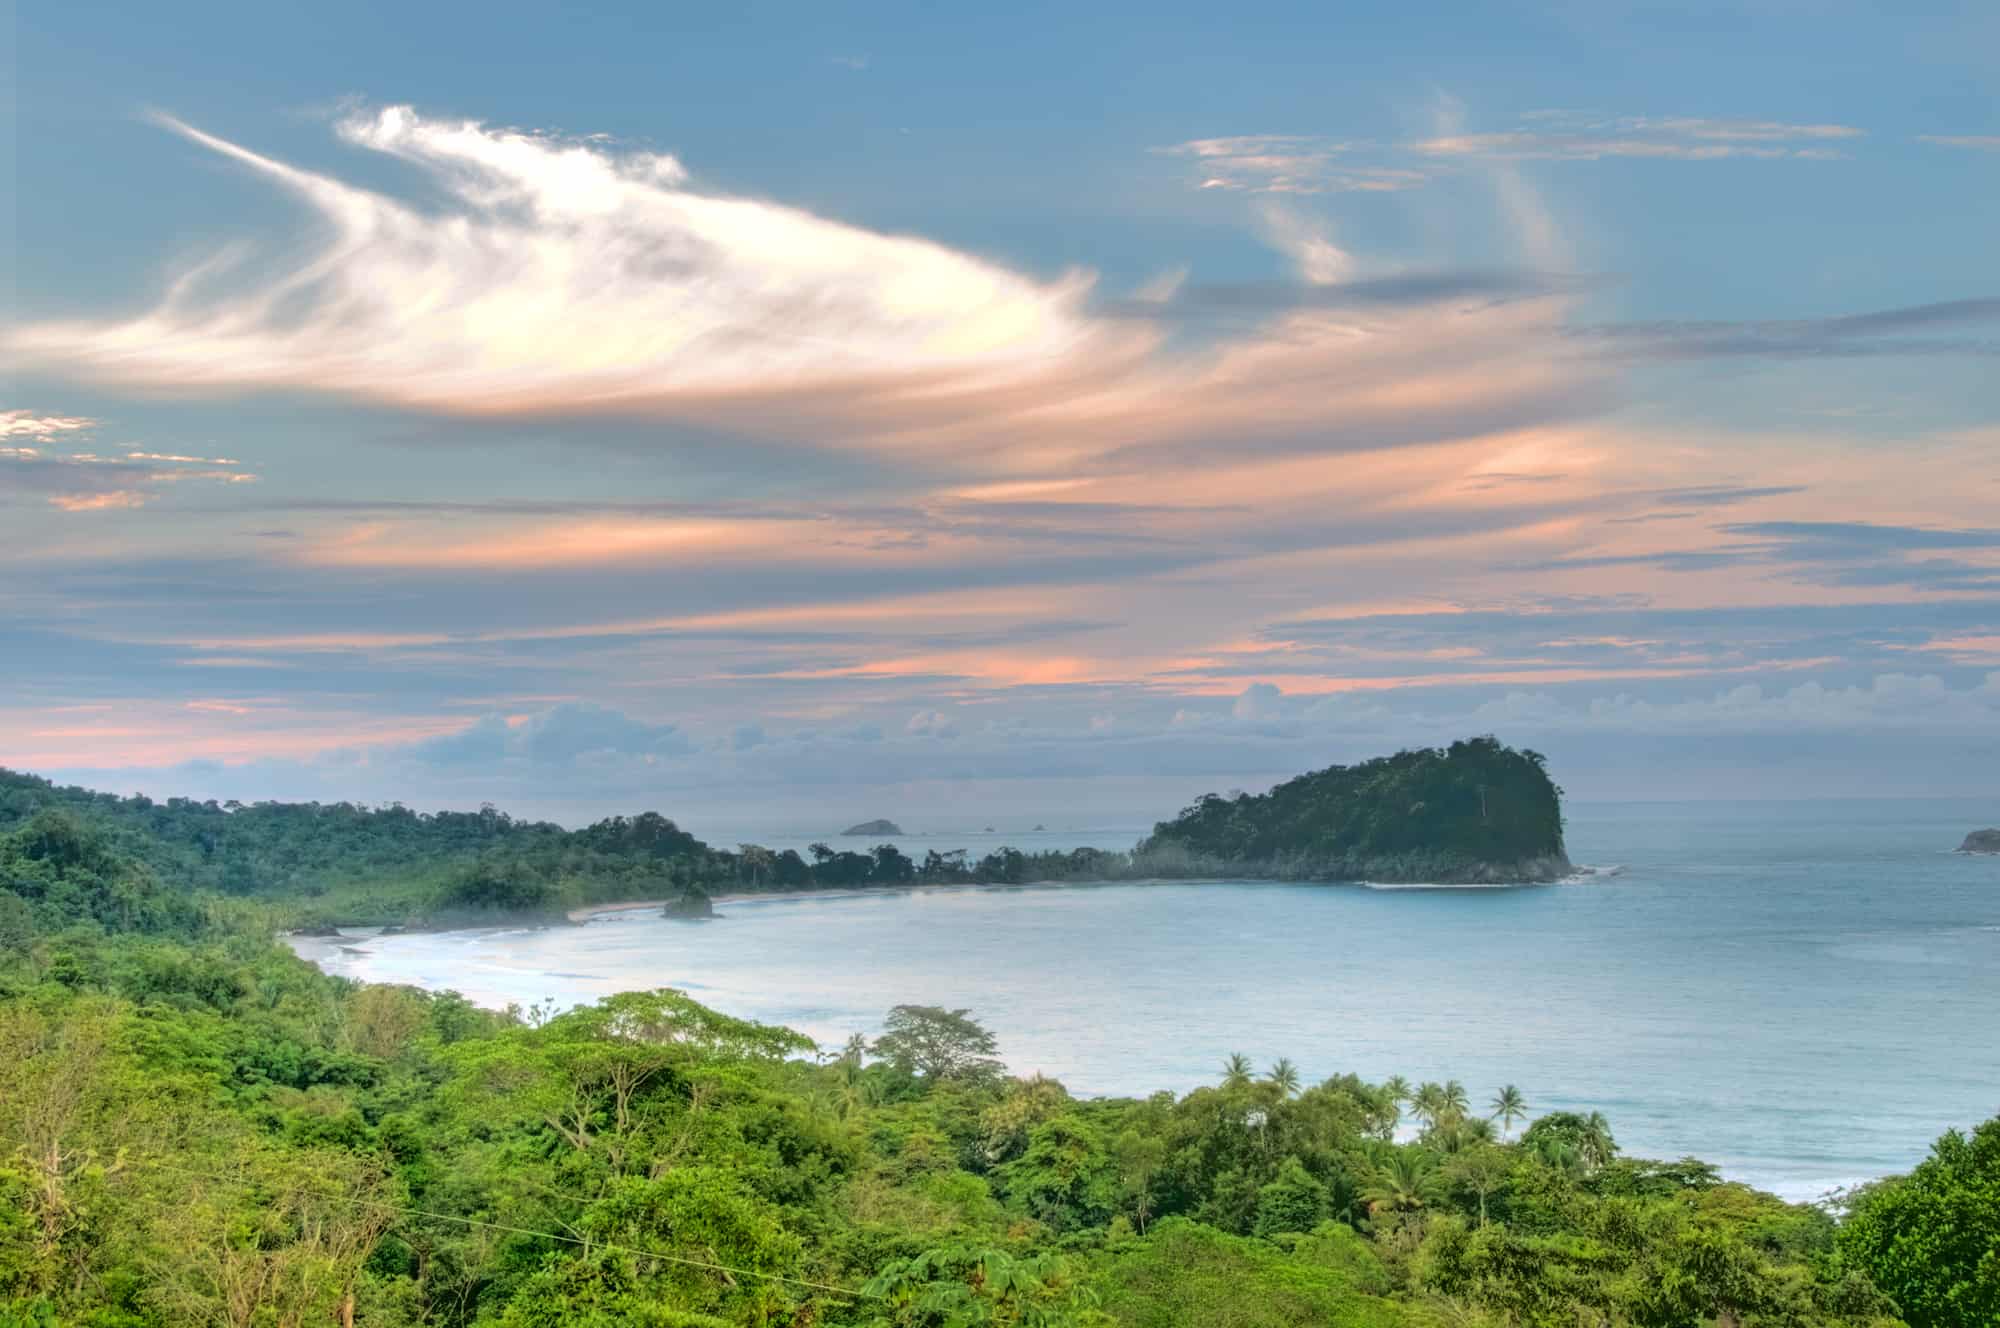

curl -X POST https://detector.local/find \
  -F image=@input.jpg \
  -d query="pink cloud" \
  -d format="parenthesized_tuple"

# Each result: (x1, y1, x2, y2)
(48, 490, 150, 512)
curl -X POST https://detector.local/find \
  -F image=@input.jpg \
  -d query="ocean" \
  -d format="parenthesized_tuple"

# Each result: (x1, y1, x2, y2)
(289, 797, 2000, 1202)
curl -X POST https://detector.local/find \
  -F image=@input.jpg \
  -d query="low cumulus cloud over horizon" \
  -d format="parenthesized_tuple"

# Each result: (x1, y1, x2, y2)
(7, 91, 2000, 818)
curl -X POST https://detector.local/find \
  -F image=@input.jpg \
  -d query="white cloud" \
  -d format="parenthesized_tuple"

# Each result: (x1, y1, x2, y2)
(408, 702, 693, 767)
(1231, 681, 1284, 722)
(905, 709, 960, 738)
(0, 409, 96, 439)
(10, 107, 1138, 427)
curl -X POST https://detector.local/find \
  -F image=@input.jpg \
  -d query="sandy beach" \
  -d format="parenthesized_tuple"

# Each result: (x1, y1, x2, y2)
(559, 877, 1272, 923)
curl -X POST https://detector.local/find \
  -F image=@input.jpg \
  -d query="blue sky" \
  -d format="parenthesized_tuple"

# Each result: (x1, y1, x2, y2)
(5, 1, 1999, 831)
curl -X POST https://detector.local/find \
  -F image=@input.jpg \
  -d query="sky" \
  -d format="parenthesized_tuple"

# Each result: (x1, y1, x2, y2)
(4, 1, 2000, 834)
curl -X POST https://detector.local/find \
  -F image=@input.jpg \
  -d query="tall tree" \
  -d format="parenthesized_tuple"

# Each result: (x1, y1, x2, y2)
(1445, 1146, 1509, 1228)
(1489, 1084, 1528, 1141)
(871, 1005, 1003, 1085)
(1412, 1082, 1447, 1130)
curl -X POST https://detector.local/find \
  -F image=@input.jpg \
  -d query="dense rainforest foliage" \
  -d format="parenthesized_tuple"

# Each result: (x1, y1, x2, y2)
(0, 741, 1568, 934)
(1138, 739, 1568, 883)
(1, 774, 1993, 1325)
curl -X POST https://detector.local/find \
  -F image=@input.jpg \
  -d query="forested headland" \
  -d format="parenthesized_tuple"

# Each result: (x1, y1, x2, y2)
(2, 752, 1996, 1325)
(0, 737, 1569, 934)
(1135, 739, 1569, 884)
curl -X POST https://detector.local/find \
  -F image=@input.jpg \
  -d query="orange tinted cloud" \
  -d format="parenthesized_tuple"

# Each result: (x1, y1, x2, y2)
(49, 490, 150, 511)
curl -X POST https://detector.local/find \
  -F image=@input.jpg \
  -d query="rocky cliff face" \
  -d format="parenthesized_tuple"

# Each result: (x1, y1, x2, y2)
(1958, 829, 2000, 854)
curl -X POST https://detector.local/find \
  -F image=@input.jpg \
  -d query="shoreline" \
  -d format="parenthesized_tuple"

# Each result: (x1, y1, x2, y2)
(285, 867, 1596, 939)
(563, 866, 1597, 924)
(564, 876, 1219, 922)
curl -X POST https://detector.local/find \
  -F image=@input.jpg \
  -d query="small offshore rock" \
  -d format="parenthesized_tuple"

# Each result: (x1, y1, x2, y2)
(1958, 828, 2000, 854)
(662, 887, 716, 920)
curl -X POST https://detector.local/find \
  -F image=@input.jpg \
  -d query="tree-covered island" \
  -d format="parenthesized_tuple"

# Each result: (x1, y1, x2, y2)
(1136, 738, 1569, 884)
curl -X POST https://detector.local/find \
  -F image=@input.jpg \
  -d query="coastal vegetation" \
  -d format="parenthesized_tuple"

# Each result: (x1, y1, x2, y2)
(0, 738, 1567, 934)
(0, 773, 1990, 1325)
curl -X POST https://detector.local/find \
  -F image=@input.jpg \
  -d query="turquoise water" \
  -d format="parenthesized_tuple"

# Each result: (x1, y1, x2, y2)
(294, 799, 2000, 1201)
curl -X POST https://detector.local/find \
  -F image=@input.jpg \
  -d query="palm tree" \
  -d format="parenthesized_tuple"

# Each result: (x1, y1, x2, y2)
(1579, 1111, 1616, 1170)
(1366, 1091, 1402, 1141)
(1441, 1079, 1471, 1121)
(1381, 1075, 1412, 1109)
(1489, 1084, 1527, 1141)
(1412, 1081, 1447, 1130)
(737, 843, 774, 887)
(1361, 1148, 1442, 1221)
(1264, 1058, 1301, 1098)
(1220, 1053, 1254, 1090)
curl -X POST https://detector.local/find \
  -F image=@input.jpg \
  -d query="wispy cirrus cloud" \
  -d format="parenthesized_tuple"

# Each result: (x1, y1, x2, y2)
(1414, 113, 1862, 161)
(1153, 109, 1866, 204)
(1152, 136, 1428, 194)
(7, 105, 1613, 484)
(9, 107, 1143, 438)
(1918, 134, 2000, 151)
